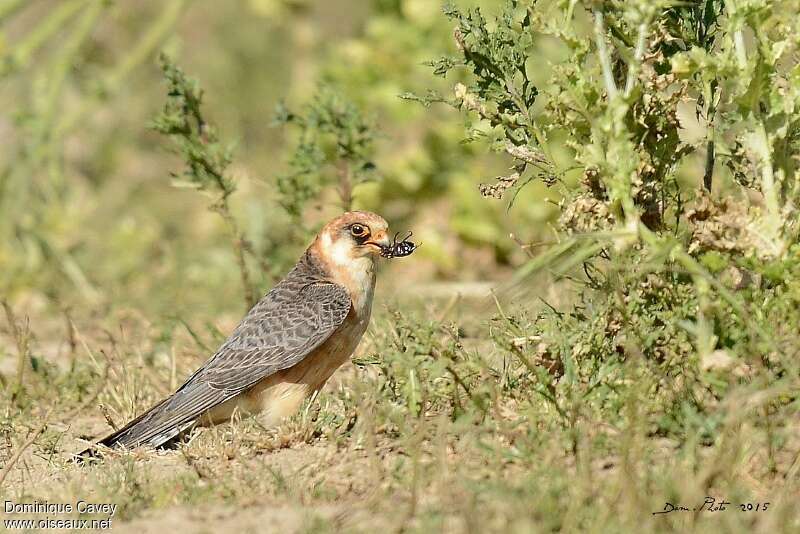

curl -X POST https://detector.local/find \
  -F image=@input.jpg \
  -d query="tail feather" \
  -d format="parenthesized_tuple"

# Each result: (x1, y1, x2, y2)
(75, 372, 236, 462)
(75, 398, 197, 461)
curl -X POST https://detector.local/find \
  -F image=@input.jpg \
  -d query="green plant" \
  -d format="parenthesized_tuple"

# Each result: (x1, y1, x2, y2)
(407, 0, 800, 443)
(274, 85, 379, 220)
(0, 0, 186, 302)
(419, 0, 798, 246)
(151, 54, 257, 309)
(2, 2, 800, 531)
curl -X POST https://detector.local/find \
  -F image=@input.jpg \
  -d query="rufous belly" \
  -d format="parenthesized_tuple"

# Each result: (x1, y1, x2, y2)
(204, 311, 367, 427)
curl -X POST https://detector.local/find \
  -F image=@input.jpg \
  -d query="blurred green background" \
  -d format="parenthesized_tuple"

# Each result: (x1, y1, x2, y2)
(4, 4, 800, 531)
(0, 0, 559, 318)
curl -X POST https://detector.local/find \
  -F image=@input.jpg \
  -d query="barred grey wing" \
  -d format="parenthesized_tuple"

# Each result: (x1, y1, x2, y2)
(199, 283, 352, 391)
(94, 281, 351, 449)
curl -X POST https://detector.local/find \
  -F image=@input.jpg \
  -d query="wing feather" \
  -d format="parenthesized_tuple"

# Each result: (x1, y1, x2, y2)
(92, 280, 351, 450)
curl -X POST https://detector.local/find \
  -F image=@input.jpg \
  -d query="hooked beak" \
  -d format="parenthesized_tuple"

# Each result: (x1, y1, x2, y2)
(365, 230, 391, 254)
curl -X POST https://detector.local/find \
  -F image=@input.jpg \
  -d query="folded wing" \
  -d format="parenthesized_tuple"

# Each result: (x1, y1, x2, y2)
(83, 281, 351, 452)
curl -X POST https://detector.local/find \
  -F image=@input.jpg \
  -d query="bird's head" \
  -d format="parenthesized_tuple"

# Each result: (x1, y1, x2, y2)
(315, 211, 391, 267)
(312, 211, 396, 313)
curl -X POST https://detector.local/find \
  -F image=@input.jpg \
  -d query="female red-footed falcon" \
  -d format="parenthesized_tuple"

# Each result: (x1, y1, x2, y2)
(79, 211, 407, 455)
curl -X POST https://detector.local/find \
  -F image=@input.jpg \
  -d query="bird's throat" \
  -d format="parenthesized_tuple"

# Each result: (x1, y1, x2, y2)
(313, 234, 377, 317)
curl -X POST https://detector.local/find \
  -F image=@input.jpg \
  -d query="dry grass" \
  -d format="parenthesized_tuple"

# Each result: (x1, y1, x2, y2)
(2, 286, 799, 533)
(2, 3, 800, 532)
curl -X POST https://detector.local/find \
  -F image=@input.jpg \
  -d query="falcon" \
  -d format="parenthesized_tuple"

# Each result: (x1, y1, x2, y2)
(80, 211, 410, 454)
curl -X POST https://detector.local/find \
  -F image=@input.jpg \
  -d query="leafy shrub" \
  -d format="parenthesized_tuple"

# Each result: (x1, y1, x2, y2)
(274, 86, 379, 219)
(405, 0, 800, 439)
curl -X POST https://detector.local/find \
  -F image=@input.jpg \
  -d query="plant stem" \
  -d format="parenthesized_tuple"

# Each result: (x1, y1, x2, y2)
(0, 0, 28, 23)
(2, 0, 86, 75)
(594, 10, 618, 100)
(216, 203, 256, 310)
(2, 301, 30, 399)
(733, 29, 747, 69)
(55, 0, 187, 137)
(0, 408, 53, 488)
(624, 22, 649, 97)
(703, 138, 715, 191)
(337, 160, 353, 211)
(702, 81, 718, 192)
(39, 0, 105, 135)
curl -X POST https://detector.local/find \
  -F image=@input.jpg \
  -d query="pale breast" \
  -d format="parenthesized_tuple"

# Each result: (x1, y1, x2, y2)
(205, 245, 376, 428)
(211, 308, 371, 427)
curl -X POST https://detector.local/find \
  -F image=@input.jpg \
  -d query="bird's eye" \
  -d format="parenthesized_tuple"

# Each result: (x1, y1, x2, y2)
(350, 224, 367, 237)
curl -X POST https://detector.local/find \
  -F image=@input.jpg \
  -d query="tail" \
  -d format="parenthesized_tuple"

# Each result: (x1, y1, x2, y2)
(75, 399, 196, 461)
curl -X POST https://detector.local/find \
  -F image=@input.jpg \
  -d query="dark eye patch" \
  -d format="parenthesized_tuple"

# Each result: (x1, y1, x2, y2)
(348, 224, 370, 244)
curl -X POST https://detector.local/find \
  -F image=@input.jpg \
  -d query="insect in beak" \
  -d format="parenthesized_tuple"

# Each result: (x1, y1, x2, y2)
(380, 231, 418, 258)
